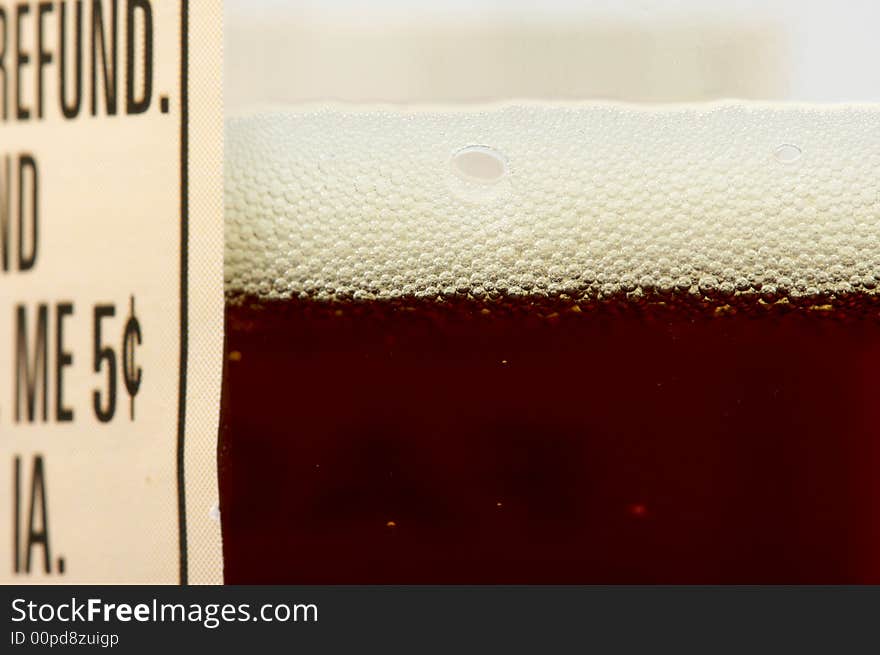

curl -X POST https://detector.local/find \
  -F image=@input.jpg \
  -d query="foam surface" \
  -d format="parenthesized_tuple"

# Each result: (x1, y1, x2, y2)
(225, 103, 880, 304)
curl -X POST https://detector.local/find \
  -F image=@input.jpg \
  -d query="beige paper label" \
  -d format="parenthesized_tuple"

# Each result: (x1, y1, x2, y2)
(0, 0, 224, 583)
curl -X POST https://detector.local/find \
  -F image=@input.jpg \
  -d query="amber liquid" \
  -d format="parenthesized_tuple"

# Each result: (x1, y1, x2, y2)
(220, 297, 880, 583)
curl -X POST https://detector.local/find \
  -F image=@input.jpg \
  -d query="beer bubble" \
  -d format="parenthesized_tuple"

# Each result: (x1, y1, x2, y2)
(773, 144, 802, 164)
(450, 146, 508, 184)
(628, 503, 648, 518)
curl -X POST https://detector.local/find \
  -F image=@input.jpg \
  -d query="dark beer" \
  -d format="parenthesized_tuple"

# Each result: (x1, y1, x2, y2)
(220, 294, 880, 583)
(220, 106, 880, 583)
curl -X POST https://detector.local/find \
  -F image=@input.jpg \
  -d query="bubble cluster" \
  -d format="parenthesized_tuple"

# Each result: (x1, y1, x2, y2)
(225, 103, 880, 307)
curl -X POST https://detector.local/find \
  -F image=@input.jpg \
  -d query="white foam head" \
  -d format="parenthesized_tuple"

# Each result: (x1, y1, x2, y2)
(225, 102, 880, 304)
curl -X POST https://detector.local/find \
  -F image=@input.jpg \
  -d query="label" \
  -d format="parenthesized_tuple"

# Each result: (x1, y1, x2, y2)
(0, 1, 224, 583)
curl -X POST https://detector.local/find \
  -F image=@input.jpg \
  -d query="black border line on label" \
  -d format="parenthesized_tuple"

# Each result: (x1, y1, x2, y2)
(177, 0, 190, 585)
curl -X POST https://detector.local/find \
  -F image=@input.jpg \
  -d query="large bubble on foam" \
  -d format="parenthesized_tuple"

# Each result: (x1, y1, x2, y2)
(224, 103, 880, 304)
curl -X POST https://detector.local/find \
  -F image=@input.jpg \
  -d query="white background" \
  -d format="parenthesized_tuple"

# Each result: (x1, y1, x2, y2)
(226, 0, 880, 104)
